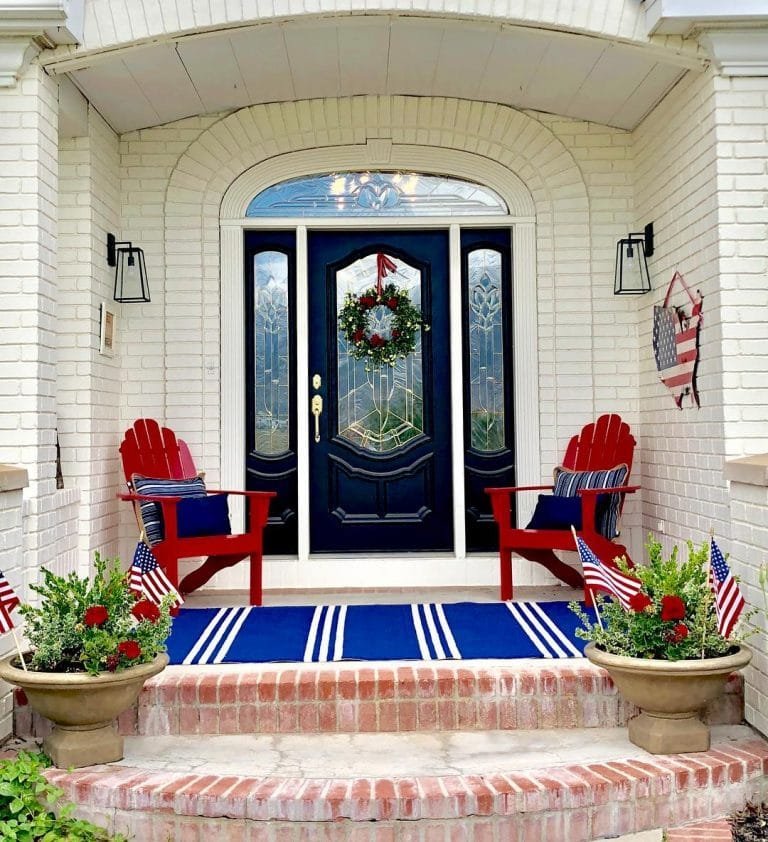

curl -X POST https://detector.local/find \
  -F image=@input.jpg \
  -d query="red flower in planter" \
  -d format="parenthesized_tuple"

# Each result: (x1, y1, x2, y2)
(660, 595, 686, 622)
(84, 605, 109, 627)
(105, 654, 120, 672)
(670, 623, 689, 642)
(132, 599, 160, 623)
(359, 295, 376, 309)
(628, 593, 652, 613)
(352, 329, 365, 343)
(118, 640, 142, 660)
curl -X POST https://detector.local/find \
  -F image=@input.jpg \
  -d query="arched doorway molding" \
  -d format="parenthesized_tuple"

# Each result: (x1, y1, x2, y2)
(163, 95, 590, 586)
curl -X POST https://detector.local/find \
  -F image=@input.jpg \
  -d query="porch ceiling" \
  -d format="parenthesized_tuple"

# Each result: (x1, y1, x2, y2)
(63, 18, 693, 135)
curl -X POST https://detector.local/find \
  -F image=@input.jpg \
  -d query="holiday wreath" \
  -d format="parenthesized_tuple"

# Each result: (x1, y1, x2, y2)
(338, 255, 430, 366)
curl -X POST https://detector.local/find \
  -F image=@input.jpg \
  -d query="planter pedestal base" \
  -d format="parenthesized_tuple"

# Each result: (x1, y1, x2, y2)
(44, 722, 123, 769)
(628, 711, 710, 754)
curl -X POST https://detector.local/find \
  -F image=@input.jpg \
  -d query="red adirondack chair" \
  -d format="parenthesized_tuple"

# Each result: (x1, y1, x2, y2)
(119, 418, 275, 605)
(485, 414, 639, 600)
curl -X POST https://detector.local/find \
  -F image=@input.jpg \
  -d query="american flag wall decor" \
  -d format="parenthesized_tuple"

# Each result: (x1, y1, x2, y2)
(652, 271, 703, 409)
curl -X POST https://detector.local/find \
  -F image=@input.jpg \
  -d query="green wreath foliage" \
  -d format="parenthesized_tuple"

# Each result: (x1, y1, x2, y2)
(338, 283, 429, 367)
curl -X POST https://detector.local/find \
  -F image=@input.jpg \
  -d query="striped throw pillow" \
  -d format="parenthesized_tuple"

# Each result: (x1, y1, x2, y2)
(552, 464, 628, 539)
(132, 475, 207, 546)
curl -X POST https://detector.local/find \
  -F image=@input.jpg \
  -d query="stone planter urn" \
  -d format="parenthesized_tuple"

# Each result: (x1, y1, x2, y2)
(584, 642, 751, 754)
(0, 652, 168, 768)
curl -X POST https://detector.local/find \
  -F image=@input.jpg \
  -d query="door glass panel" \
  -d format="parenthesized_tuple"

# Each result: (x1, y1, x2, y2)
(246, 172, 507, 217)
(467, 248, 505, 452)
(336, 253, 424, 453)
(253, 250, 290, 455)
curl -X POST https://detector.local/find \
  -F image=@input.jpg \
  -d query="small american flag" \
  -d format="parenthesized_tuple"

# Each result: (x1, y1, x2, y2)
(709, 538, 744, 638)
(575, 536, 642, 610)
(130, 542, 183, 607)
(0, 571, 19, 634)
(652, 303, 701, 408)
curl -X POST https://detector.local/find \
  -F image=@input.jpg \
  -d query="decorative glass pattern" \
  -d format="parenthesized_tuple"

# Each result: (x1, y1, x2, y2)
(246, 172, 507, 217)
(337, 254, 424, 453)
(253, 251, 290, 455)
(467, 248, 505, 452)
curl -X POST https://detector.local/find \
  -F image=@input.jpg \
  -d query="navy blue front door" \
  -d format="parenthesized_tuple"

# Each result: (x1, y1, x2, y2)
(308, 230, 453, 553)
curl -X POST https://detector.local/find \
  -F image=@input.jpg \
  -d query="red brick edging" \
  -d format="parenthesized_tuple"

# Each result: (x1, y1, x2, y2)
(43, 736, 768, 840)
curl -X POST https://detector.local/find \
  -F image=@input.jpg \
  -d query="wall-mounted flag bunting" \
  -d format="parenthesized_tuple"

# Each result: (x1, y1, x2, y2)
(652, 271, 703, 409)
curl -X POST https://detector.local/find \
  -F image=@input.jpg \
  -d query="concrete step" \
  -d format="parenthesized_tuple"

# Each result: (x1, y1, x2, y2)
(15, 660, 746, 738)
(43, 725, 768, 841)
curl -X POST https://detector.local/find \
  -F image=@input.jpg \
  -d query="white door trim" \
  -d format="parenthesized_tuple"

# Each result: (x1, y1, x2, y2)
(220, 155, 539, 589)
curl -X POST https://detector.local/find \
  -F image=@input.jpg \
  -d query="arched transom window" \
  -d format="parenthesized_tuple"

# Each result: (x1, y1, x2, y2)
(245, 172, 508, 217)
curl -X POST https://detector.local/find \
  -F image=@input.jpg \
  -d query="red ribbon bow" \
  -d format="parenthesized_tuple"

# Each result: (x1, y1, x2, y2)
(376, 253, 397, 297)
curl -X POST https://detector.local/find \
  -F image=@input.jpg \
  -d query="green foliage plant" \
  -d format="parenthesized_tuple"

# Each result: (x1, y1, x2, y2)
(18, 553, 173, 675)
(570, 536, 755, 660)
(0, 750, 127, 840)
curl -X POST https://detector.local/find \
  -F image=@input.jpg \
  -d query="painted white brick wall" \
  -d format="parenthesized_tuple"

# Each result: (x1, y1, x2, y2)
(632, 69, 730, 555)
(58, 106, 124, 570)
(0, 61, 80, 586)
(712, 76, 768, 458)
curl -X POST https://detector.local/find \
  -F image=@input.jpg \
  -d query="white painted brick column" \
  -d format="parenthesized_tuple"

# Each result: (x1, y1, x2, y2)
(725, 455, 768, 738)
(0, 60, 79, 585)
(0, 465, 28, 740)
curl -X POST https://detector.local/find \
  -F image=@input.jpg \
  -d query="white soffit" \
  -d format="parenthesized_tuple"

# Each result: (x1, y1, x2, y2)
(64, 19, 692, 135)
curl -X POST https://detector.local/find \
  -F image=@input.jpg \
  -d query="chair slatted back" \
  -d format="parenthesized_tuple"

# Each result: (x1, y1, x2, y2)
(561, 413, 635, 476)
(120, 418, 198, 486)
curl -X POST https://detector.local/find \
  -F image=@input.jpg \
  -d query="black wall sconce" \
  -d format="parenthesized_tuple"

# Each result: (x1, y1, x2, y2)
(107, 233, 150, 303)
(614, 222, 654, 295)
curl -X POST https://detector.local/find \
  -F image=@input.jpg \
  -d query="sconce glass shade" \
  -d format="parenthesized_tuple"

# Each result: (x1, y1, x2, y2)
(614, 236, 651, 295)
(113, 246, 150, 303)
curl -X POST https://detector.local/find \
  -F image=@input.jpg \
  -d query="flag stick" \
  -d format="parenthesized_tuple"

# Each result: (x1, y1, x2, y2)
(702, 528, 714, 659)
(10, 625, 27, 671)
(571, 526, 603, 630)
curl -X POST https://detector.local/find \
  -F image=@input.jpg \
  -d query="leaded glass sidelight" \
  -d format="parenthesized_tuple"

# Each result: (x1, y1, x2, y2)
(467, 248, 505, 452)
(337, 254, 424, 453)
(253, 250, 290, 455)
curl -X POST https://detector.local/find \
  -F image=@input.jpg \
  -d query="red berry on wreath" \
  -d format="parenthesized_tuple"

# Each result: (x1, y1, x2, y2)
(370, 333, 386, 347)
(352, 329, 364, 343)
(391, 329, 400, 339)
(359, 295, 376, 309)
(386, 297, 398, 310)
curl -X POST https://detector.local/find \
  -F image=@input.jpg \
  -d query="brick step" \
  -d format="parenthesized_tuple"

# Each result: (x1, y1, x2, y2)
(44, 726, 768, 841)
(14, 661, 745, 739)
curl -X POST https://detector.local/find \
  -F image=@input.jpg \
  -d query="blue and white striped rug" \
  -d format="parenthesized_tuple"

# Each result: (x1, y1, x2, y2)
(166, 601, 595, 665)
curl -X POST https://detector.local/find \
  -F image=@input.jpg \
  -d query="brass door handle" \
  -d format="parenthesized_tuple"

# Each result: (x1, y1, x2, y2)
(311, 394, 323, 443)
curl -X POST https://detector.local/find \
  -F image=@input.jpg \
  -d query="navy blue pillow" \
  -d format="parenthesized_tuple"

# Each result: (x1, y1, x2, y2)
(526, 494, 610, 531)
(176, 494, 231, 539)
(526, 494, 584, 530)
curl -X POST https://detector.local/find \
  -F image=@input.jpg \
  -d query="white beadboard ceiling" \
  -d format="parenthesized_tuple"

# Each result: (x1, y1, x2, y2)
(66, 18, 691, 135)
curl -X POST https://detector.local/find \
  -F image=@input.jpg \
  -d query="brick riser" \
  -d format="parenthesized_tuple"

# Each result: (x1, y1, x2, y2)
(14, 663, 746, 738)
(44, 736, 768, 841)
